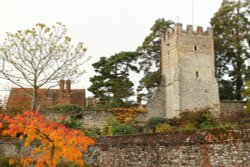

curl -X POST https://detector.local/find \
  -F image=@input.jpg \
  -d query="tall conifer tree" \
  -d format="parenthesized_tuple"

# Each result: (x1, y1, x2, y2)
(211, 0, 250, 100)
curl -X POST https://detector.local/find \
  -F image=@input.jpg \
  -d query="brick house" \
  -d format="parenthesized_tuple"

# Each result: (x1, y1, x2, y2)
(7, 80, 86, 110)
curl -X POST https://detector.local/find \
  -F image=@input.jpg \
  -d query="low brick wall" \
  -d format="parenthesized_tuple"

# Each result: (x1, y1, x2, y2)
(85, 129, 250, 167)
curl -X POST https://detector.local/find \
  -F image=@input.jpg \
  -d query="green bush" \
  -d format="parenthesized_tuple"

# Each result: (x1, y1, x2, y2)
(145, 117, 170, 132)
(196, 110, 218, 129)
(112, 124, 138, 135)
(0, 157, 21, 167)
(48, 104, 84, 129)
(87, 100, 135, 111)
(62, 116, 82, 129)
(178, 109, 219, 130)
(85, 128, 101, 139)
(48, 104, 83, 115)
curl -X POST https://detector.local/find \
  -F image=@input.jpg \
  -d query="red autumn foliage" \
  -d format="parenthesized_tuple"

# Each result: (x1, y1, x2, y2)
(1, 111, 95, 167)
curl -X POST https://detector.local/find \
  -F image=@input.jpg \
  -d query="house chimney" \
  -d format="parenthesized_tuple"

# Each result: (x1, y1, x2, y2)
(59, 80, 65, 93)
(66, 80, 71, 93)
(136, 95, 141, 105)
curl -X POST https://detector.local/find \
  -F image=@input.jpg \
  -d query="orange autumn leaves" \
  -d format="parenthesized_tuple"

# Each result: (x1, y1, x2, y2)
(1, 111, 95, 167)
(109, 107, 145, 123)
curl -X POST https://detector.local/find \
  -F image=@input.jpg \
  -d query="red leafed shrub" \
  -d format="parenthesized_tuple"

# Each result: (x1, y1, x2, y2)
(1, 111, 95, 167)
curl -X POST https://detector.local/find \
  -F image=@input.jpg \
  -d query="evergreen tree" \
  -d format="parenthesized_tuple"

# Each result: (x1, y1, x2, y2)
(88, 52, 139, 106)
(211, 0, 250, 100)
(137, 18, 174, 100)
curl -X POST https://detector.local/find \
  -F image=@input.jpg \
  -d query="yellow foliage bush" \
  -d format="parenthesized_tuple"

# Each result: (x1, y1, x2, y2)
(243, 81, 250, 112)
(100, 126, 113, 136)
(178, 122, 198, 131)
(156, 123, 175, 132)
(109, 107, 145, 123)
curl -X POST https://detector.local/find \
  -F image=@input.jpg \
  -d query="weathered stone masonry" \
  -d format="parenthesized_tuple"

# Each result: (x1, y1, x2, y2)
(85, 129, 250, 167)
(0, 129, 249, 167)
(162, 24, 220, 118)
(144, 24, 246, 120)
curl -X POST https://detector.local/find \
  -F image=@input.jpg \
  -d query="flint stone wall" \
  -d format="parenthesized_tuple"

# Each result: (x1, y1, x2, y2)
(141, 99, 246, 122)
(42, 110, 112, 129)
(0, 138, 32, 157)
(0, 129, 250, 167)
(220, 100, 245, 113)
(82, 111, 113, 129)
(136, 80, 165, 122)
(86, 129, 250, 167)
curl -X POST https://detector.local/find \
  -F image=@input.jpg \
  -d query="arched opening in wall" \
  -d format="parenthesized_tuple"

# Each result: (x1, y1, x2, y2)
(196, 71, 199, 78)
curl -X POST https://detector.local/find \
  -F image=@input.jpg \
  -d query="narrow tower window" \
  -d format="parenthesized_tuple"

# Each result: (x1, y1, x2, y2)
(194, 45, 197, 51)
(196, 71, 199, 78)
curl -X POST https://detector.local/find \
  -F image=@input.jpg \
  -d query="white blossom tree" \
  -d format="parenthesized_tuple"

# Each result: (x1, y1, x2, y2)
(0, 22, 89, 110)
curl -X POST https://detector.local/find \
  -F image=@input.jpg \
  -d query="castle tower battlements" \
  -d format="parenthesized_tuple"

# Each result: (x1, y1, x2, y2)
(163, 24, 213, 42)
(161, 23, 220, 118)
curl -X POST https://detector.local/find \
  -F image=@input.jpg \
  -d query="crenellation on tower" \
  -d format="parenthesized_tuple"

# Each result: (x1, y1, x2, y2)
(144, 23, 245, 121)
(186, 25, 193, 34)
(176, 23, 183, 34)
(160, 23, 220, 118)
(196, 26, 203, 34)
(163, 24, 214, 43)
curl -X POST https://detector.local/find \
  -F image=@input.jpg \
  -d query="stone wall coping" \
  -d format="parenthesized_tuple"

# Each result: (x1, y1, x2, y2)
(95, 129, 250, 147)
(1, 129, 250, 148)
(220, 100, 245, 104)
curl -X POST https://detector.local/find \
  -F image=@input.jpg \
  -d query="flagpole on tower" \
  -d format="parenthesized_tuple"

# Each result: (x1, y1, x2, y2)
(192, 0, 195, 26)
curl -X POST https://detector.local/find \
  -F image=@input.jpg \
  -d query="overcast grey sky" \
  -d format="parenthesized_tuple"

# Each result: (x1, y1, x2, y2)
(0, 0, 222, 97)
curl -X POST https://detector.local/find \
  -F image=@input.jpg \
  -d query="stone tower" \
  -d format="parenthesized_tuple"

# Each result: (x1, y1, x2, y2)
(161, 23, 220, 118)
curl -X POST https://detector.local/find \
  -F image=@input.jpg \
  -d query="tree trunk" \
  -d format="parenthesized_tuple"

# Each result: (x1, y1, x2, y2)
(32, 86, 39, 111)
(235, 0, 243, 100)
(50, 142, 55, 167)
(235, 73, 243, 100)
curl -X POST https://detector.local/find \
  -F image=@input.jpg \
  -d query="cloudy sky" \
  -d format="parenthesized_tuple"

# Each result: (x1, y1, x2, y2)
(0, 0, 222, 97)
